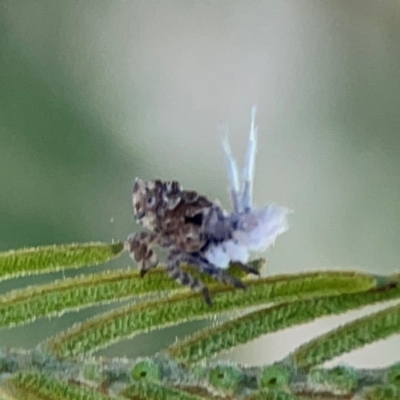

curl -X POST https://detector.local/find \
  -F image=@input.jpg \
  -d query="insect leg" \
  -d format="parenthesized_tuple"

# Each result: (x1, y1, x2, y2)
(235, 262, 260, 276)
(221, 123, 241, 213)
(184, 252, 246, 290)
(241, 106, 258, 211)
(125, 231, 159, 277)
(166, 250, 211, 305)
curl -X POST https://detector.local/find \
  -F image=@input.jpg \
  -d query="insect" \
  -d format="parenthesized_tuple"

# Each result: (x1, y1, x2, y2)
(125, 107, 289, 305)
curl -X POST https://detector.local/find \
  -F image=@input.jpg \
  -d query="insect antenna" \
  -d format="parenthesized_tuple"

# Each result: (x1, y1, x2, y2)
(241, 105, 258, 212)
(221, 122, 241, 213)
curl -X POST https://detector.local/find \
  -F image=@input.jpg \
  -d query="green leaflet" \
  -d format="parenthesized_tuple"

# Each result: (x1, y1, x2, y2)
(291, 301, 400, 371)
(0, 242, 123, 280)
(0, 269, 175, 328)
(44, 270, 385, 358)
(166, 277, 400, 363)
(10, 371, 117, 400)
(0, 259, 264, 328)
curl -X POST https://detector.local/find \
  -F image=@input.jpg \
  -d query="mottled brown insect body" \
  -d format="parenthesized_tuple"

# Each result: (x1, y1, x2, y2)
(132, 178, 216, 251)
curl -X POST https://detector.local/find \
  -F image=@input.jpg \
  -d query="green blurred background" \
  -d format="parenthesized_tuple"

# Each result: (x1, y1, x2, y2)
(1, 0, 399, 367)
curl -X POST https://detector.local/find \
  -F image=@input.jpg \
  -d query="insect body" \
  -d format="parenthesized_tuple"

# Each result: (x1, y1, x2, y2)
(125, 108, 289, 304)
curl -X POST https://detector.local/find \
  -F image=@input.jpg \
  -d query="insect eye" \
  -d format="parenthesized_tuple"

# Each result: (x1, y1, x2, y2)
(146, 196, 156, 207)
